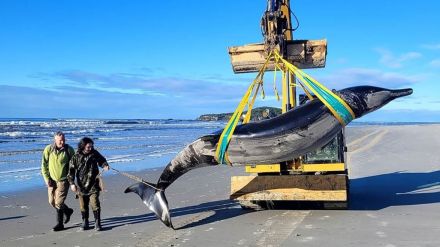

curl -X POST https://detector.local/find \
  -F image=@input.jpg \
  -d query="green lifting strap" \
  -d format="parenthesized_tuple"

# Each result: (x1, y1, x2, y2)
(215, 51, 273, 165)
(215, 82, 261, 165)
(215, 50, 356, 165)
(273, 50, 355, 125)
(298, 74, 354, 125)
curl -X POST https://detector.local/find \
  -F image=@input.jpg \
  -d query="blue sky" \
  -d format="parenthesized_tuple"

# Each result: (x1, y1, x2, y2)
(0, 0, 439, 121)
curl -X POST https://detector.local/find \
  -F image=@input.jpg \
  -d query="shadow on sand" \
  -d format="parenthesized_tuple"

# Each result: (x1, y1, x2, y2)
(0, 215, 27, 221)
(350, 170, 440, 210)
(100, 170, 440, 229)
(101, 199, 249, 230)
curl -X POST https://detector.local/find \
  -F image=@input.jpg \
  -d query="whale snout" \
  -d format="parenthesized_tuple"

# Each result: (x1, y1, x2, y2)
(390, 88, 413, 98)
(338, 86, 414, 119)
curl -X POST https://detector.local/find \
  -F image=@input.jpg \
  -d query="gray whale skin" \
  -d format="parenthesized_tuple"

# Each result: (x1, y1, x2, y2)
(125, 85, 413, 229)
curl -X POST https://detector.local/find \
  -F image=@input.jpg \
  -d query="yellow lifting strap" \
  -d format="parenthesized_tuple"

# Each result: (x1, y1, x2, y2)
(243, 82, 263, 124)
(215, 51, 273, 165)
(272, 50, 355, 125)
(215, 50, 355, 165)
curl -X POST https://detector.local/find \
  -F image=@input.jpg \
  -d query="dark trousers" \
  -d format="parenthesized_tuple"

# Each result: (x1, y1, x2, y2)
(78, 192, 100, 212)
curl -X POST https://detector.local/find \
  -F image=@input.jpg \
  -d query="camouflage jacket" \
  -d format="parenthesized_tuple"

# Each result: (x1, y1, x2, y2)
(67, 150, 108, 194)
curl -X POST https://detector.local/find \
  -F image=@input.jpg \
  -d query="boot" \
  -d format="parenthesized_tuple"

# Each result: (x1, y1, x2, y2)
(62, 205, 74, 224)
(80, 210, 89, 230)
(52, 208, 64, 231)
(93, 210, 102, 231)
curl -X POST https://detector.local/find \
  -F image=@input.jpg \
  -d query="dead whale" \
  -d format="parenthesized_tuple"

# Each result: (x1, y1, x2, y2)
(125, 85, 413, 228)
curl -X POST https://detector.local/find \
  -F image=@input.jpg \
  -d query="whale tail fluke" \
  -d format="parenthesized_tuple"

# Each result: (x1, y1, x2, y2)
(124, 182, 174, 229)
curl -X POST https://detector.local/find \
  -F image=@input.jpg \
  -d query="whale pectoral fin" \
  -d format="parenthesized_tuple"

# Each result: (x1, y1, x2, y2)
(124, 183, 174, 229)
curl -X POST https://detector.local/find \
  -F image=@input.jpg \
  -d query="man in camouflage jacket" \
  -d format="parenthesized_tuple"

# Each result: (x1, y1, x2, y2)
(68, 137, 109, 231)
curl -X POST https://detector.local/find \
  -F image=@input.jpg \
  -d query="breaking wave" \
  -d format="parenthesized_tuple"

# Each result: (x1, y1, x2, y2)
(0, 118, 219, 193)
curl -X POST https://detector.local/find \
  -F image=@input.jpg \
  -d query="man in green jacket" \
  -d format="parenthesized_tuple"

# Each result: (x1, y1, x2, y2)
(41, 131, 75, 231)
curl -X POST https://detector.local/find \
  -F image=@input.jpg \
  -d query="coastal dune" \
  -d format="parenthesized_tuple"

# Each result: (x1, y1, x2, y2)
(1, 124, 440, 246)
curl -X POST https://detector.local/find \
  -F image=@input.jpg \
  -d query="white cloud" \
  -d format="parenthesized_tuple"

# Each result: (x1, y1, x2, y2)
(50, 69, 252, 101)
(375, 48, 422, 68)
(429, 59, 440, 68)
(12, 65, 428, 119)
(333, 58, 348, 64)
(0, 84, 241, 119)
(421, 44, 440, 50)
(11, 68, 286, 118)
(318, 67, 420, 90)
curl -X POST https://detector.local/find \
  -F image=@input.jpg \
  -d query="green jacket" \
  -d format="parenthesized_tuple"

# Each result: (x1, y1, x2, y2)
(41, 144, 75, 182)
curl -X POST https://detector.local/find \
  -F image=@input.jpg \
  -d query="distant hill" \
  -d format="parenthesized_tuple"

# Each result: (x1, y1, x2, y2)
(197, 106, 282, 121)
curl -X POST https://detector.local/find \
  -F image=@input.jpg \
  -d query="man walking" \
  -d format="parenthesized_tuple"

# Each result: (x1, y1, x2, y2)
(41, 131, 75, 231)
(68, 137, 110, 231)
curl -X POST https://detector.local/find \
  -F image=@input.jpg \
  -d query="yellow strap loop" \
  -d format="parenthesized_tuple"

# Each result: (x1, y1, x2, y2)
(216, 49, 356, 164)
(215, 51, 273, 164)
(243, 82, 261, 124)
(272, 50, 355, 125)
(272, 59, 281, 101)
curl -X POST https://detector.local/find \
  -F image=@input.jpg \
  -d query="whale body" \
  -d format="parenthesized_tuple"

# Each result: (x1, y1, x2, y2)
(125, 85, 413, 228)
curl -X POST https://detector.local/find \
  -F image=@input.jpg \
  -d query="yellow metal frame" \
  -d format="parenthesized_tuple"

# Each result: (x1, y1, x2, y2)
(245, 163, 345, 173)
(281, 0, 294, 113)
(245, 164, 280, 173)
(303, 163, 345, 172)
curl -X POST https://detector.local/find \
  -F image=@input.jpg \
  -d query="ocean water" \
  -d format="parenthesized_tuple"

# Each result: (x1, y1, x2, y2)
(0, 118, 225, 194)
(1, 118, 435, 194)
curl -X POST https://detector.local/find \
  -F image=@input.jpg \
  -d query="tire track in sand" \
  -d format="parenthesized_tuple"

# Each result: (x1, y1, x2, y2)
(347, 129, 383, 150)
(253, 211, 309, 247)
(134, 210, 219, 247)
(347, 128, 388, 164)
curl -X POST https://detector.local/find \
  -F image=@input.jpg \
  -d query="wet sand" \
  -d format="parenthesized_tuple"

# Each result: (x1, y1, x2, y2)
(1, 125, 440, 246)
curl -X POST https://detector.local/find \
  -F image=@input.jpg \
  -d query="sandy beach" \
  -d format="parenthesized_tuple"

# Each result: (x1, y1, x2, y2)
(1, 124, 440, 247)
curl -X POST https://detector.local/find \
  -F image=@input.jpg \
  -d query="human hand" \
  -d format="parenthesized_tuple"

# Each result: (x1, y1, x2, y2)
(70, 184, 77, 192)
(103, 165, 110, 171)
